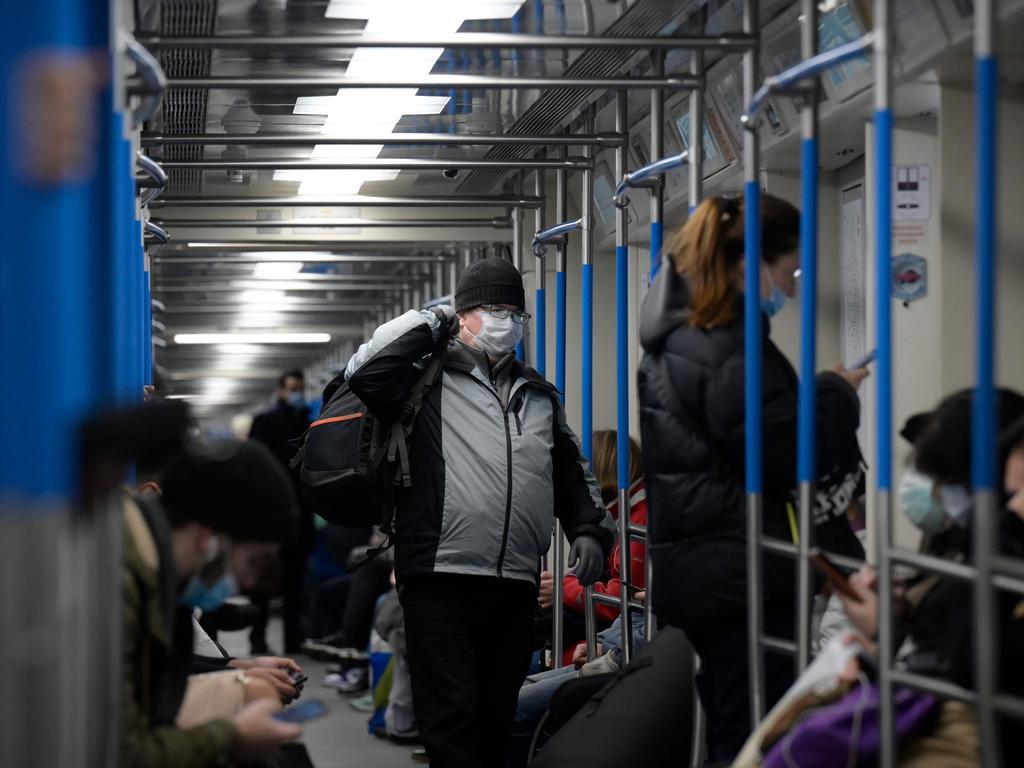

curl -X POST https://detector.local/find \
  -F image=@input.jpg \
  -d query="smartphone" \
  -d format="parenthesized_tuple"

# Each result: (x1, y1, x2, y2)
(274, 698, 327, 724)
(808, 548, 863, 603)
(288, 670, 308, 687)
(849, 349, 877, 370)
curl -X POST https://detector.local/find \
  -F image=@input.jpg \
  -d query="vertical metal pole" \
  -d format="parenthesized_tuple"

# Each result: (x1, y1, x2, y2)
(795, 0, 819, 676)
(582, 104, 596, 661)
(433, 261, 444, 300)
(534, 163, 547, 377)
(581, 105, 595, 462)
(448, 259, 458, 300)
(873, 1, 895, 766)
(689, 50, 704, 214)
(512, 172, 525, 361)
(615, 90, 633, 664)
(553, 142, 568, 663)
(742, 0, 766, 729)
(650, 51, 665, 279)
(973, 2, 998, 765)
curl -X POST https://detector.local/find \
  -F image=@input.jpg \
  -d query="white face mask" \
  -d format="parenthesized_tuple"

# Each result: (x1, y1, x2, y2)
(470, 311, 523, 355)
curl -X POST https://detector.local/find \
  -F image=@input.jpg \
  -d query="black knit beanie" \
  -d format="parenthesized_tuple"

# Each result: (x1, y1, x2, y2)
(161, 438, 297, 542)
(454, 257, 525, 312)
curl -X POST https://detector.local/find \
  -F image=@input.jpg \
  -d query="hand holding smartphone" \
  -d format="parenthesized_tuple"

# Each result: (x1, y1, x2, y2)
(808, 548, 863, 604)
(273, 698, 327, 724)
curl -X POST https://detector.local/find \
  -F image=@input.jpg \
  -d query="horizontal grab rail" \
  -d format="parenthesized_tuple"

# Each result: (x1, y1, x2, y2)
(613, 151, 687, 209)
(590, 592, 645, 613)
(743, 33, 875, 123)
(532, 218, 582, 256)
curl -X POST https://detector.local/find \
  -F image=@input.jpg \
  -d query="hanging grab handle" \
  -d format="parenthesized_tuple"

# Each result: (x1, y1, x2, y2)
(143, 219, 169, 245)
(531, 217, 583, 256)
(136, 152, 168, 206)
(125, 35, 167, 128)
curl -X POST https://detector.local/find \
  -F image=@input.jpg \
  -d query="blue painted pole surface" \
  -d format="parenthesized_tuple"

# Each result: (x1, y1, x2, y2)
(972, 56, 997, 495)
(650, 221, 663, 279)
(616, 245, 630, 490)
(744, 182, 763, 496)
(874, 108, 893, 494)
(555, 270, 567, 400)
(797, 137, 818, 485)
(581, 263, 593, 460)
(535, 286, 547, 377)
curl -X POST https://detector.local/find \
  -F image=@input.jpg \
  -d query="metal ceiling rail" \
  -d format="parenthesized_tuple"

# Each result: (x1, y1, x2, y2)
(153, 217, 511, 229)
(161, 242, 473, 252)
(161, 75, 700, 90)
(136, 32, 756, 51)
(158, 158, 590, 171)
(156, 273, 418, 284)
(162, 302, 392, 312)
(150, 195, 542, 208)
(153, 254, 453, 264)
(142, 133, 624, 148)
(153, 284, 409, 293)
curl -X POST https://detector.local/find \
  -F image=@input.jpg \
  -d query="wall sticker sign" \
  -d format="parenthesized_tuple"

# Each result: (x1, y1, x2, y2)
(891, 253, 928, 303)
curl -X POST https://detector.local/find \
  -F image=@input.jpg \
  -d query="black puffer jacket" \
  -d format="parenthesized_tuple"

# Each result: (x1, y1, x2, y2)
(638, 263, 864, 627)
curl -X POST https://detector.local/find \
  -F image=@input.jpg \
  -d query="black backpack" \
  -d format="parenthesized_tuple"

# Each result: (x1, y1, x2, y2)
(290, 337, 448, 531)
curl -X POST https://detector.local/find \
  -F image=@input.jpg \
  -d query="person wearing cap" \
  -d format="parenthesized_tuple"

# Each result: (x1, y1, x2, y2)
(345, 257, 616, 768)
(121, 438, 304, 767)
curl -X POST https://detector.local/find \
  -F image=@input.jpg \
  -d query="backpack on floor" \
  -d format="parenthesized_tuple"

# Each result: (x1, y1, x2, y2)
(290, 336, 448, 530)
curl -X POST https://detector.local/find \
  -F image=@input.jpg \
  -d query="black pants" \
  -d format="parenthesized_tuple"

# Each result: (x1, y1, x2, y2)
(400, 573, 537, 768)
(684, 600, 795, 764)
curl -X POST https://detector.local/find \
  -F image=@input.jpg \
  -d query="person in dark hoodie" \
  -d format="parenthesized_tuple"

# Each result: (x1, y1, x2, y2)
(637, 195, 868, 762)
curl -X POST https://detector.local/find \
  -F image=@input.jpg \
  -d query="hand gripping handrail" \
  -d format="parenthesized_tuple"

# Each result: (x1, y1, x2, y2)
(742, 33, 875, 123)
(125, 35, 167, 127)
(136, 152, 168, 206)
(531, 218, 582, 256)
(613, 150, 687, 209)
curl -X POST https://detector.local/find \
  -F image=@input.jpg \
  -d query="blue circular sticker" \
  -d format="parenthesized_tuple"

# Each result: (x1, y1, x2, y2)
(891, 253, 927, 303)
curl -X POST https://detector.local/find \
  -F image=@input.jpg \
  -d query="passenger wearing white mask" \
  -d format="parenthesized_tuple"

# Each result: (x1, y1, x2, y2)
(345, 257, 616, 768)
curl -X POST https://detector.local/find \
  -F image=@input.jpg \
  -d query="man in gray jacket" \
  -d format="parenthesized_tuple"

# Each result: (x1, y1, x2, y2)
(345, 257, 615, 768)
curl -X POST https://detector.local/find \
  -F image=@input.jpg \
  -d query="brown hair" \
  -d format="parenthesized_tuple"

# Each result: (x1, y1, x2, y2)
(592, 430, 642, 500)
(667, 194, 800, 329)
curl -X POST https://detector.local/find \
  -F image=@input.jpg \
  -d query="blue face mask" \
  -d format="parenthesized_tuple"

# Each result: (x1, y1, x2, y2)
(938, 484, 974, 527)
(761, 285, 787, 317)
(286, 391, 306, 409)
(179, 572, 239, 614)
(898, 469, 947, 535)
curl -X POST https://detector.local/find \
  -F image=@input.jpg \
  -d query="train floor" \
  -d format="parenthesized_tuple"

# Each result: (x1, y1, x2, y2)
(219, 619, 420, 768)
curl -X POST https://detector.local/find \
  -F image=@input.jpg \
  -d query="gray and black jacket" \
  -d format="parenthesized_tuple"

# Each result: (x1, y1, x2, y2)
(345, 309, 616, 586)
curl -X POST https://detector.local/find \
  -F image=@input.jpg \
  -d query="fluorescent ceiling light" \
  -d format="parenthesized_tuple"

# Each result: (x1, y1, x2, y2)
(175, 333, 332, 345)
(239, 289, 288, 303)
(279, 1, 525, 195)
(253, 262, 304, 277)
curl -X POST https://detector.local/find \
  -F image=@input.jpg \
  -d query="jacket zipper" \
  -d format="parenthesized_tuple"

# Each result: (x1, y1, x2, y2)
(495, 406, 514, 577)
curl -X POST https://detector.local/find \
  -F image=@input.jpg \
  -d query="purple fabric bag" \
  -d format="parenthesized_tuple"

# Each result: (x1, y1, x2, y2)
(762, 684, 939, 768)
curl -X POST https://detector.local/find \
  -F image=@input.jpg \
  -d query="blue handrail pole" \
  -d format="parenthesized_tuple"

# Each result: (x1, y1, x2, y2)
(973, 2, 998, 765)
(795, 0, 819, 676)
(650, 51, 665, 279)
(552, 140, 568, 666)
(532, 218, 583, 253)
(689, 49, 705, 215)
(581, 104, 597, 663)
(873, 1, 895, 766)
(581, 104, 595, 463)
(512, 172, 525, 361)
(614, 89, 633, 664)
(742, 0, 766, 728)
(534, 162, 547, 377)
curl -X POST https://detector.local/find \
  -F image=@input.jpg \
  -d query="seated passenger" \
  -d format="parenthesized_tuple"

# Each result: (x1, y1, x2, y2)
(638, 195, 868, 762)
(538, 430, 647, 663)
(121, 438, 303, 767)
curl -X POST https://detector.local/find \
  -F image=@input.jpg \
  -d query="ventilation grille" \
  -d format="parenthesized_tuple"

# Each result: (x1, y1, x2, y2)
(458, 0, 696, 193)
(159, 0, 217, 193)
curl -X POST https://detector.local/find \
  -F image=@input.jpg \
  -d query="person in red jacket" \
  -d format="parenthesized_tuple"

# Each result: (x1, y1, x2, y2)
(539, 430, 647, 656)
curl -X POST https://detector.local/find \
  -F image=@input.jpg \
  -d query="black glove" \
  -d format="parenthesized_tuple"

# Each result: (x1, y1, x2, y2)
(569, 535, 604, 587)
(432, 304, 460, 340)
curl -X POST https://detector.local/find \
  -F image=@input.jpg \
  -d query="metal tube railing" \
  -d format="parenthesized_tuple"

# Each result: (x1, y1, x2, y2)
(152, 217, 511, 229)
(552, 142, 568, 666)
(136, 152, 167, 206)
(124, 35, 166, 127)
(534, 162, 547, 378)
(742, 0, 765, 728)
(531, 219, 582, 255)
(150, 195, 544, 208)
(689, 50, 705, 215)
(157, 158, 590, 171)
(135, 32, 757, 51)
(581, 103, 596, 660)
(614, 90, 633, 665)
(613, 151, 687, 209)
(873, 1, 895, 766)
(650, 51, 666, 280)
(162, 74, 701, 91)
(141, 132, 625, 148)
(795, 0, 819, 676)
(742, 33, 875, 124)
(512, 173, 524, 362)
(143, 220, 169, 245)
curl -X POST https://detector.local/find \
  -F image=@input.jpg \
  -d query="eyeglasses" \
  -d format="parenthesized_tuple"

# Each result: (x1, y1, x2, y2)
(480, 305, 532, 325)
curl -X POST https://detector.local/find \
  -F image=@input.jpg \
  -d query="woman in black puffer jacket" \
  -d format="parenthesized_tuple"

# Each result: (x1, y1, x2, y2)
(638, 195, 868, 763)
